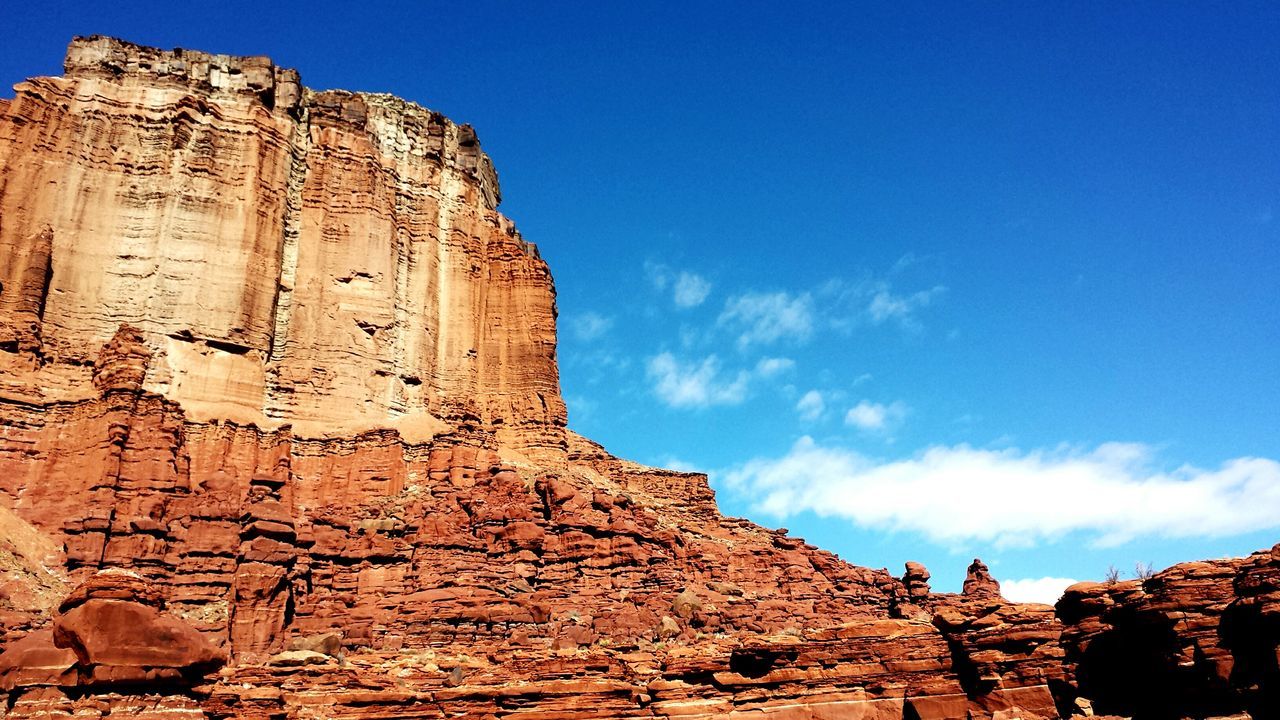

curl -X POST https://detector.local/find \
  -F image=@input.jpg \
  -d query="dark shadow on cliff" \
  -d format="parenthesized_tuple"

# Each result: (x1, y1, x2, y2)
(1221, 600, 1280, 719)
(1078, 605, 1236, 720)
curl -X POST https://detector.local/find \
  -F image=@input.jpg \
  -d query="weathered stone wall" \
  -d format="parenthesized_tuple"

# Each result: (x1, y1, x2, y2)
(0, 36, 564, 463)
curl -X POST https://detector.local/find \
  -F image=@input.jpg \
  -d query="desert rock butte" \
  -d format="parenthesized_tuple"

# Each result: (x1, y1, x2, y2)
(0, 37, 1276, 720)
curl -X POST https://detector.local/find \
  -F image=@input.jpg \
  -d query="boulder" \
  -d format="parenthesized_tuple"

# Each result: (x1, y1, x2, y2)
(53, 573, 225, 686)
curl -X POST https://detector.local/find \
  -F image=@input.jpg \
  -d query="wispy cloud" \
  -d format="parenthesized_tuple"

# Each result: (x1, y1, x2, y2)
(1001, 577, 1078, 605)
(719, 291, 814, 348)
(564, 394, 598, 423)
(647, 353, 749, 408)
(796, 390, 825, 421)
(563, 345, 631, 386)
(818, 266, 947, 333)
(673, 271, 712, 308)
(645, 260, 672, 290)
(866, 284, 946, 327)
(845, 400, 908, 433)
(722, 438, 1280, 548)
(755, 357, 795, 376)
(646, 263, 713, 308)
(646, 352, 793, 409)
(568, 311, 613, 342)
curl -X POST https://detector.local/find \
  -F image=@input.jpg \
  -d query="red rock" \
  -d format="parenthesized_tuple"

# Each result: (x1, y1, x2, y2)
(53, 596, 225, 685)
(286, 631, 343, 657)
(1055, 547, 1280, 718)
(962, 557, 1003, 599)
(903, 560, 932, 599)
(0, 630, 77, 690)
(58, 568, 162, 612)
(92, 325, 151, 393)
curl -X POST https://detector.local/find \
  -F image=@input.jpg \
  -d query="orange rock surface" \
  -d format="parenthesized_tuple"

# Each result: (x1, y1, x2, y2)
(0, 37, 1276, 720)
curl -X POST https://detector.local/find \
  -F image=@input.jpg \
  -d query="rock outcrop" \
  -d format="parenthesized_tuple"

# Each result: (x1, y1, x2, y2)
(961, 558, 1003, 600)
(53, 570, 226, 686)
(0, 35, 563, 463)
(0, 36, 1275, 720)
(1057, 547, 1280, 719)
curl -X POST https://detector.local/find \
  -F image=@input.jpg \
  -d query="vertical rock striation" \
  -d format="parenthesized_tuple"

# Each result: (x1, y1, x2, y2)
(0, 36, 564, 461)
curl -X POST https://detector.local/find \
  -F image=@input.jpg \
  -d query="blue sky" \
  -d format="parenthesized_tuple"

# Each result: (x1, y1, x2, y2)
(4, 2, 1278, 601)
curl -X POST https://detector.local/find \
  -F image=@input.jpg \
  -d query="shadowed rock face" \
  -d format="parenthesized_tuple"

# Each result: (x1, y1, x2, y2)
(0, 36, 1276, 720)
(1057, 548, 1280, 719)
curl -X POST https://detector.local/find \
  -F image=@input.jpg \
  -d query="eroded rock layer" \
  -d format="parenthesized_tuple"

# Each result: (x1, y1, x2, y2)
(0, 37, 1276, 720)
(0, 36, 563, 461)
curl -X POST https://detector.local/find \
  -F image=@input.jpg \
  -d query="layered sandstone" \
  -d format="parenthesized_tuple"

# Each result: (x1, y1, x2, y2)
(0, 37, 1276, 720)
(0, 35, 563, 462)
(1057, 547, 1280, 718)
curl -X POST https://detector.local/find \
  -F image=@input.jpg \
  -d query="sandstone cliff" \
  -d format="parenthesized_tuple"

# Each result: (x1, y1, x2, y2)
(0, 35, 563, 462)
(0, 37, 1275, 720)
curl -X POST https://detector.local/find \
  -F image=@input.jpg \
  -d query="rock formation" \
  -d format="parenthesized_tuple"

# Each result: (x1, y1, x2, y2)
(1057, 547, 1280, 719)
(962, 558, 1002, 600)
(0, 36, 1275, 719)
(0, 35, 562, 462)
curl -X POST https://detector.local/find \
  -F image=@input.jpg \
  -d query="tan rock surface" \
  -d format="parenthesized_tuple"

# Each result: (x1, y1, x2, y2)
(0, 35, 564, 462)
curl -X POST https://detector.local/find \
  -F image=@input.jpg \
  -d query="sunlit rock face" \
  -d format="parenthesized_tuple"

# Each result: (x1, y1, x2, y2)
(0, 37, 1277, 720)
(0, 35, 563, 462)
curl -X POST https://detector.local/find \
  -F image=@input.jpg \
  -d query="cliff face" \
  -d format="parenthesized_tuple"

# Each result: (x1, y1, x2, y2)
(0, 36, 563, 460)
(0, 37, 1276, 720)
(1056, 549, 1280, 719)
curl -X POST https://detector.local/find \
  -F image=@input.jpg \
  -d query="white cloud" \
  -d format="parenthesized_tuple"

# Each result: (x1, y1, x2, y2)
(564, 394, 597, 422)
(646, 263, 713, 308)
(719, 291, 814, 348)
(845, 400, 908, 432)
(722, 437, 1280, 548)
(819, 274, 946, 333)
(673, 272, 712, 308)
(1001, 577, 1079, 605)
(569, 312, 613, 342)
(796, 390, 825, 421)
(755, 357, 795, 376)
(646, 353, 793, 409)
(890, 252, 931, 275)
(867, 284, 946, 327)
(646, 353, 750, 408)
